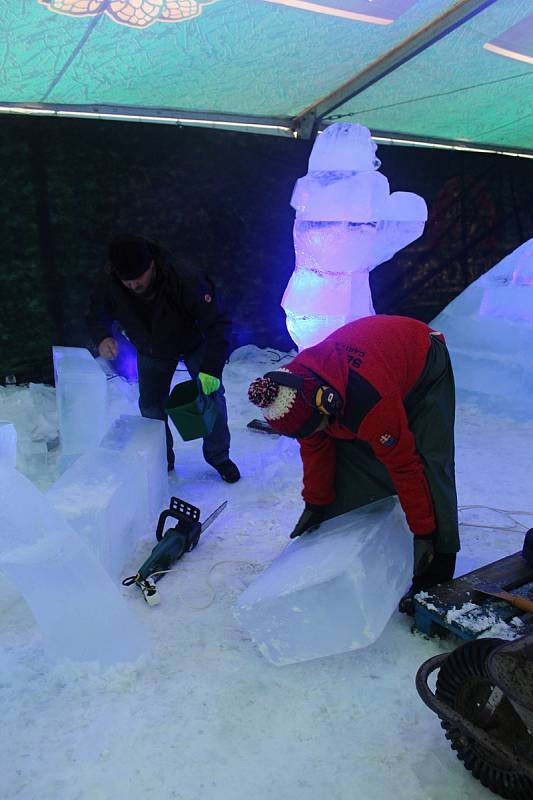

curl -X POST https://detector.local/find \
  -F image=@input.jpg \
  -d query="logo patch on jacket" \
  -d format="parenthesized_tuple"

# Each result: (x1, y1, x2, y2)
(379, 432, 397, 447)
(204, 293, 212, 303)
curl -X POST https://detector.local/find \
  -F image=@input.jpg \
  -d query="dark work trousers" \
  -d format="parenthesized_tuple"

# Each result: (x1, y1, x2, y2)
(137, 346, 231, 470)
(321, 336, 460, 555)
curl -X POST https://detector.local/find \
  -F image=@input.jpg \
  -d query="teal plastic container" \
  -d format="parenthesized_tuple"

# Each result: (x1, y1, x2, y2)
(165, 379, 218, 442)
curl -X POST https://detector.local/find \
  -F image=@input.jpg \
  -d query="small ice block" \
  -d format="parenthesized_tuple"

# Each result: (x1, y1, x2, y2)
(101, 415, 167, 524)
(52, 346, 107, 457)
(47, 447, 145, 580)
(235, 497, 413, 666)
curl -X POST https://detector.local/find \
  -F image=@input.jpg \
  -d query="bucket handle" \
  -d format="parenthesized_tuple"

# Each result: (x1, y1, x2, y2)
(195, 376, 209, 412)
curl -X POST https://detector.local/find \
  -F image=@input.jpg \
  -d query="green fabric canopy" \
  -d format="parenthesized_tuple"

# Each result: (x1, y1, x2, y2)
(1, 0, 532, 154)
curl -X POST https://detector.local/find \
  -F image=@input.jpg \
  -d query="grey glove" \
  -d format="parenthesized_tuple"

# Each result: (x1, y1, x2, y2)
(413, 534, 435, 576)
(289, 504, 325, 539)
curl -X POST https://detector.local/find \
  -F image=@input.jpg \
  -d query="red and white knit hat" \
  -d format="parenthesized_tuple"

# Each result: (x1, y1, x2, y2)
(247, 366, 322, 438)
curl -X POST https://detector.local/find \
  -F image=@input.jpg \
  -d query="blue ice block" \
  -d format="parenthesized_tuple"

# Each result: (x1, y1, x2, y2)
(100, 414, 168, 525)
(0, 465, 147, 665)
(431, 238, 533, 418)
(235, 497, 413, 666)
(52, 346, 107, 458)
(47, 447, 145, 580)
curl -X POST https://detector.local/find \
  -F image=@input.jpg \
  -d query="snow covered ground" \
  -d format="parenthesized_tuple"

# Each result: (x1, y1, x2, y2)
(1, 344, 532, 800)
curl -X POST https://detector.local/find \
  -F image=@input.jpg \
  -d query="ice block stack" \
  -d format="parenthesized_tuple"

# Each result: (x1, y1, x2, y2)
(0, 464, 146, 665)
(282, 122, 427, 349)
(235, 497, 413, 666)
(52, 346, 107, 466)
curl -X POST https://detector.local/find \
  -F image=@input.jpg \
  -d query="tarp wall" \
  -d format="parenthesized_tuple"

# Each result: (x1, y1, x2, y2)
(1, 114, 532, 380)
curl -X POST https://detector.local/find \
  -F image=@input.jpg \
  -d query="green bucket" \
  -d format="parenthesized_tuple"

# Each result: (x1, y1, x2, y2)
(165, 379, 218, 442)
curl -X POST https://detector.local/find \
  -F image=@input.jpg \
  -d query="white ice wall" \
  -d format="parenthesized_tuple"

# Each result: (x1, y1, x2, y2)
(432, 238, 533, 418)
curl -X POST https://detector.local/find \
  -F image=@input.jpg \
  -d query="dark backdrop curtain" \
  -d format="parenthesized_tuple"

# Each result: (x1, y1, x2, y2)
(0, 115, 532, 382)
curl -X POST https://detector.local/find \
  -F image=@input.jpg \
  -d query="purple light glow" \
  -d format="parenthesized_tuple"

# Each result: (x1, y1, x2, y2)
(111, 328, 138, 382)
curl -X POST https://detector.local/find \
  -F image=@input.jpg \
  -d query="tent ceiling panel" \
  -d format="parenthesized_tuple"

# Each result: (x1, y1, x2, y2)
(1, 0, 532, 152)
(325, 0, 533, 150)
(0, 1, 477, 115)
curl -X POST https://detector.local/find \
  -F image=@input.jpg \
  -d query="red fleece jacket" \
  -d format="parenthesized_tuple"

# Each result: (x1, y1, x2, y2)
(293, 315, 440, 536)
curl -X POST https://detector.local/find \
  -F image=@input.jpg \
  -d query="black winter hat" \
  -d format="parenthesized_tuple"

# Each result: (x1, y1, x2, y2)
(108, 234, 153, 280)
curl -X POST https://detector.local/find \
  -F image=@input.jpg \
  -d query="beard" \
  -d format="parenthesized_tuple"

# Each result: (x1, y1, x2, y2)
(132, 284, 150, 295)
(130, 269, 157, 298)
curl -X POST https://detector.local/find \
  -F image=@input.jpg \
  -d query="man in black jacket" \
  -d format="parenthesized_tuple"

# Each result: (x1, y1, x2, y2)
(86, 234, 240, 483)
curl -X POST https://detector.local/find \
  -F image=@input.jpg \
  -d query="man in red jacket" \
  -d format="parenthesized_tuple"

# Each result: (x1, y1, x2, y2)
(248, 315, 460, 611)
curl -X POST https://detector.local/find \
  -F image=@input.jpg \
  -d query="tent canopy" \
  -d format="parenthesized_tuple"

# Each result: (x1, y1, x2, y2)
(2, 0, 533, 154)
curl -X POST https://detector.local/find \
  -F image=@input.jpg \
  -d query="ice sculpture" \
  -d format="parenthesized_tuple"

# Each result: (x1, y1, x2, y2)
(52, 346, 107, 462)
(431, 238, 533, 418)
(0, 464, 147, 665)
(101, 414, 168, 525)
(235, 497, 413, 666)
(47, 447, 146, 580)
(282, 123, 427, 349)
(0, 421, 17, 468)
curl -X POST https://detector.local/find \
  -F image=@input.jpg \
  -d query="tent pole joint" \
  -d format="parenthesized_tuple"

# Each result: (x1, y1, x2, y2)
(294, 111, 319, 140)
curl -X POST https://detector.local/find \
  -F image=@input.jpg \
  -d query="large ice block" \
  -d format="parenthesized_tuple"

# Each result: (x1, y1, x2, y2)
(235, 497, 413, 666)
(308, 121, 379, 172)
(52, 346, 107, 457)
(431, 238, 533, 418)
(0, 465, 147, 665)
(101, 414, 168, 524)
(47, 447, 145, 580)
(0, 421, 17, 468)
(291, 171, 390, 222)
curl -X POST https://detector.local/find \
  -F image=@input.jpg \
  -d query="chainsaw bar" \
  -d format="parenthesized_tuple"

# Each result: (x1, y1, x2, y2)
(201, 500, 227, 533)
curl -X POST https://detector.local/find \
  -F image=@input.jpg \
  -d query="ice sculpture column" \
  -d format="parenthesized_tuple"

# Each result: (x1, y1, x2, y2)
(53, 346, 108, 465)
(282, 123, 428, 349)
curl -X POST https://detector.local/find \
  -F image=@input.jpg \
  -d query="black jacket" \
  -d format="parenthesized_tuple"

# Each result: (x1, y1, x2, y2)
(86, 262, 231, 378)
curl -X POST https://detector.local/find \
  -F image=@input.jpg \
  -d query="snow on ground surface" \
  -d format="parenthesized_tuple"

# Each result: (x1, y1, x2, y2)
(1, 344, 532, 800)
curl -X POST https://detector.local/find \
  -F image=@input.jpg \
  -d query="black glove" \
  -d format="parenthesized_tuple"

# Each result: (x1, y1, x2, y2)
(413, 534, 435, 577)
(289, 504, 325, 539)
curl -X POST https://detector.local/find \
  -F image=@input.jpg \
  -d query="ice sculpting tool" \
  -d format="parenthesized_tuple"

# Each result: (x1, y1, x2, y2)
(413, 550, 533, 640)
(474, 583, 533, 614)
(123, 496, 227, 605)
(246, 419, 279, 435)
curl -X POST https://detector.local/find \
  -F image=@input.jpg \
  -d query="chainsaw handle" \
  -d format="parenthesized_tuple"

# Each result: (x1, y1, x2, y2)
(156, 509, 180, 541)
(156, 497, 201, 541)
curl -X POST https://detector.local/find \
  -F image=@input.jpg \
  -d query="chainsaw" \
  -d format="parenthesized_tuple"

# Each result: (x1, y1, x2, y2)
(123, 496, 227, 605)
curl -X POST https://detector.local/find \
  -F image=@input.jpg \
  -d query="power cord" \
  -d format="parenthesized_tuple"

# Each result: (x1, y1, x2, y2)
(146, 559, 266, 611)
(458, 504, 533, 533)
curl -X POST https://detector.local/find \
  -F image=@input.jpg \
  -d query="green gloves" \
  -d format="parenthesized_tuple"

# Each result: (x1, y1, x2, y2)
(198, 372, 221, 395)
